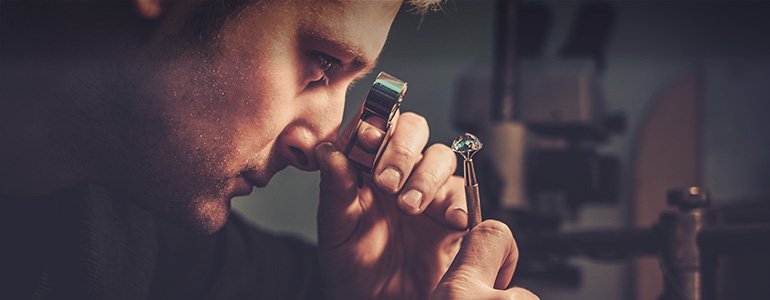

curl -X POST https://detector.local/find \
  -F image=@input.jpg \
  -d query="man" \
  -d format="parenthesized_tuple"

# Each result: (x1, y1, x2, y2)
(1, 0, 537, 299)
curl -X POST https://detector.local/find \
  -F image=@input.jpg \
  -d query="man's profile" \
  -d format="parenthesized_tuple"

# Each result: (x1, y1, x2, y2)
(1, 1, 537, 299)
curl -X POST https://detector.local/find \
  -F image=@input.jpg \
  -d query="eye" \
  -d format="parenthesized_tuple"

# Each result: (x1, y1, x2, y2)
(308, 51, 342, 87)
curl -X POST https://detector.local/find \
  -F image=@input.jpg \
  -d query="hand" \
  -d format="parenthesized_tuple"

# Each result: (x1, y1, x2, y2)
(431, 220, 539, 300)
(315, 112, 469, 299)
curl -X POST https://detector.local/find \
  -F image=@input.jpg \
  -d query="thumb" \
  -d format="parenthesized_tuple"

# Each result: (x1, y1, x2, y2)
(440, 220, 519, 290)
(315, 142, 361, 249)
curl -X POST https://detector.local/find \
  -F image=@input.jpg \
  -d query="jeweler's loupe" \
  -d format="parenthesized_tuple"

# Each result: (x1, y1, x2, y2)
(340, 72, 407, 174)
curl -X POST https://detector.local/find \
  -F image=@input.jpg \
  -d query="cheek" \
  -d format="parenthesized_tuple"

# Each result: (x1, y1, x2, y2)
(219, 56, 301, 165)
(140, 57, 274, 178)
(178, 58, 302, 180)
(142, 31, 302, 182)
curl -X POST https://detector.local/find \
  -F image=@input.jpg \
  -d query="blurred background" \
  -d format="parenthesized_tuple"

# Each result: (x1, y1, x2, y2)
(233, 1, 770, 299)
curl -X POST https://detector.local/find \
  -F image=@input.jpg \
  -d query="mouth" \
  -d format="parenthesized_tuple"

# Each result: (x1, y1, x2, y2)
(241, 159, 289, 189)
(241, 171, 268, 188)
(232, 176, 255, 197)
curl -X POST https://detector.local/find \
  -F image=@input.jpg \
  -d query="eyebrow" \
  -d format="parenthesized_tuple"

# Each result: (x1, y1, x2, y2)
(301, 31, 378, 75)
(329, 38, 379, 85)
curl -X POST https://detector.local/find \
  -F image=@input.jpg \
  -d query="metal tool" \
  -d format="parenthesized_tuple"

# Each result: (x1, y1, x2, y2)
(451, 132, 484, 228)
(341, 72, 407, 173)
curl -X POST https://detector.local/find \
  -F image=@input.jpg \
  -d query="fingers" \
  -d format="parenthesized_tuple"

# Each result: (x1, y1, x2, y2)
(373, 112, 429, 194)
(315, 142, 362, 249)
(425, 175, 468, 231)
(397, 143, 457, 214)
(354, 111, 464, 226)
(361, 111, 459, 218)
(441, 220, 519, 290)
(431, 221, 536, 299)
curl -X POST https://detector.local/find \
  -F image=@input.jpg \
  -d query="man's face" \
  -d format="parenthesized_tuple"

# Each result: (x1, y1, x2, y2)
(95, 1, 401, 233)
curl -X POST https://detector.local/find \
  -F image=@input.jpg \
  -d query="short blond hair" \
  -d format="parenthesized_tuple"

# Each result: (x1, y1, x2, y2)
(407, 0, 445, 15)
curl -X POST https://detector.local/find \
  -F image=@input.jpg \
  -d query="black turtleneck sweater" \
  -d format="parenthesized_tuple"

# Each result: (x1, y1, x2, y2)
(3, 184, 323, 299)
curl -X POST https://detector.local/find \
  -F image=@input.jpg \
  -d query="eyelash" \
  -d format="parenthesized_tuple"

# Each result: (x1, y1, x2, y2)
(312, 52, 342, 86)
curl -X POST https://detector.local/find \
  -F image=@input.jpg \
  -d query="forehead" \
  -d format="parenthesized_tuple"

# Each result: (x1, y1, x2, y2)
(213, 0, 401, 76)
(295, 0, 402, 64)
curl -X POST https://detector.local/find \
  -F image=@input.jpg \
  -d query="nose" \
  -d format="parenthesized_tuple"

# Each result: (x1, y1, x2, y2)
(279, 89, 345, 172)
(278, 125, 324, 171)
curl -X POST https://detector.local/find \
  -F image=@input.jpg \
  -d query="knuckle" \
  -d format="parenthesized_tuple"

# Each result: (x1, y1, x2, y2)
(444, 288, 470, 300)
(428, 143, 455, 159)
(389, 141, 420, 160)
(426, 143, 458, 172)
(400, 112, 429, 131)
(476, 220, 513, 240)
(418, 167, 443, 187)
(433, 275, 474, 299)
(472, 221, 516, 250)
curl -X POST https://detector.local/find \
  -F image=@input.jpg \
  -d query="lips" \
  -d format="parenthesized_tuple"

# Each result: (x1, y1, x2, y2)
(241, 160, 288, 188)
(232, 176, 254, 197)
(242, 170, 268, 188)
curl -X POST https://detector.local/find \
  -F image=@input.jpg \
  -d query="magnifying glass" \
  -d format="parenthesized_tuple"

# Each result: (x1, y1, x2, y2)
(340, 72, 407, 174)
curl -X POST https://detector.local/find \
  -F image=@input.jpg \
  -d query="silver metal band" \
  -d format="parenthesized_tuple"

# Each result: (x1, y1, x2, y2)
(342, 72, 407, 173)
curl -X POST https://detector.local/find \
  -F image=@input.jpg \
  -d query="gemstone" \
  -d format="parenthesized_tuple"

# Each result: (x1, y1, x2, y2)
(451, 133, 483, 153)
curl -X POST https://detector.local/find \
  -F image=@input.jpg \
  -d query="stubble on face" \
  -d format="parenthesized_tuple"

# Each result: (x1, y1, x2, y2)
(93, 0, 400, 234)
(92, 1, 304, 234)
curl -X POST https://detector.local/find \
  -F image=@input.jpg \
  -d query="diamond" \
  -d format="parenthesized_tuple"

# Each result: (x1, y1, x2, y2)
(451, 132, 483, 154)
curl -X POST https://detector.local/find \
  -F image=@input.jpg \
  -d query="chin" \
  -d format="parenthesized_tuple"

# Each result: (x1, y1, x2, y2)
(170, 196, 233, 235)
(196, 198, 233, 234)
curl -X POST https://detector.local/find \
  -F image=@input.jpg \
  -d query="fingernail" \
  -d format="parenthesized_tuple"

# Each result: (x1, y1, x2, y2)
(400, 189, 423, 211)
(361, 124, 384, 139)
(315, 142, 335, 158)
(359, 126, 383, 152)
(377, 167, 401, 193)
(315, 143, 336, 171)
